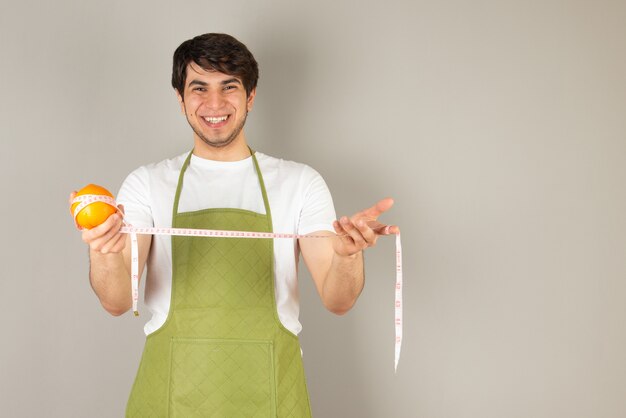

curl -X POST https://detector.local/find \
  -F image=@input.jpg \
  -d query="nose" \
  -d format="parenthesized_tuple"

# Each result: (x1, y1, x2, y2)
(203, 90, 225, 110)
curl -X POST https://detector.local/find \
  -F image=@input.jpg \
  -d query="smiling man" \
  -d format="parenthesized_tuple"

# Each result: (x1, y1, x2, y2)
(180, 69, 252, 152)
(73, 33, 396, 417)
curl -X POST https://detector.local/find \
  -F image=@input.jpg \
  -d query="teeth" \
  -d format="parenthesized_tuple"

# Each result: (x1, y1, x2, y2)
(204, 116, 228, 123)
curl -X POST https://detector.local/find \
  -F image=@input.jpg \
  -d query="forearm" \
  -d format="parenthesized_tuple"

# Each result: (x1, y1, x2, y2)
(89, 250, 131, 316)
(321, 251, 364, 315)
(301, 199, 397, 316)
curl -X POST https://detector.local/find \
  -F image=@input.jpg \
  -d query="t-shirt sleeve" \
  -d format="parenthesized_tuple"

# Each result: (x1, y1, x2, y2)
(116, 166, 154, 228)
(297, 167, 337, 235)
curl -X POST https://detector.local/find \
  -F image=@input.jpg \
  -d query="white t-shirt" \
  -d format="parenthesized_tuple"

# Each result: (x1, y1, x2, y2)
(117, 151, 336, 336)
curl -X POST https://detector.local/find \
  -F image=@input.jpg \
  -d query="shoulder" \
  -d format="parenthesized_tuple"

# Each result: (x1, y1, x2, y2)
(137, 152, 189, 177)
(255, 152, 334, 218)
(122, 153, 188, 185)
(255, 152, 325, 185)
(118, 152, 188, 197)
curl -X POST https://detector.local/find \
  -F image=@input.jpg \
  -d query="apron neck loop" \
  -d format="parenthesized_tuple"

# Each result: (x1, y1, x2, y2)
(171, 148, 274, 230)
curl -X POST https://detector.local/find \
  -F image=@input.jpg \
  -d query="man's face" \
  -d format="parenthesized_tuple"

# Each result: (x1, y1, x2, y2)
(176, 63, 255, 150)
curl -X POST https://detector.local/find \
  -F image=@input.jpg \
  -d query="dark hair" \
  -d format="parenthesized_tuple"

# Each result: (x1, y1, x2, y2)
(171, 33, 259, 99)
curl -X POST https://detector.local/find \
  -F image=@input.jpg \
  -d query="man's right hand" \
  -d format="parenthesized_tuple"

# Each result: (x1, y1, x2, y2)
(70, 191, 153, 316)
(69, 191, 126, 254)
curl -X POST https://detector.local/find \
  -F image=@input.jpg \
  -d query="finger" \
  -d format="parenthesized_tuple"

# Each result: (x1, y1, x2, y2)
(359, 197, 395, 220)
(355, 218, 378, 245)
(332, 218, 351, 243)
(89, 211, 122, 236)
(83, 212, 123, 248)
(340, 217, 367, 248)
(114, 232, 128, 252)
(371, 224, 400, 235)
(100, 213, 123, 239)
(100, 229, 126, 254)
(332, 218, 359, 256)
(365, 220, 385, 231)
(332, 220, 346, 236)
(90, 229, 122, 253)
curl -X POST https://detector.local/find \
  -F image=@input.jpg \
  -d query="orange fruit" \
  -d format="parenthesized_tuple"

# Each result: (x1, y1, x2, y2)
(71, 184, 117, 229)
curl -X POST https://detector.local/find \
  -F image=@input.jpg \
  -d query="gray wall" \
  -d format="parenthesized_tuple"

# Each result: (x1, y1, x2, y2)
(1, 1, 626, 417)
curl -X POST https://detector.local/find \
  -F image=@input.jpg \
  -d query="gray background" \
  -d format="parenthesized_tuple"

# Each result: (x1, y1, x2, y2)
(1, 0, 625, 417)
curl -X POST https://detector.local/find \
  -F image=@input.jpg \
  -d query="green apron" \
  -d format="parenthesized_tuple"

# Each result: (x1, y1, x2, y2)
(126, 151, 312, 417)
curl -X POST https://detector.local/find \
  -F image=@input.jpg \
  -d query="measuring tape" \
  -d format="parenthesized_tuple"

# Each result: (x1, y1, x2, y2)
(73, 194, 403, 372)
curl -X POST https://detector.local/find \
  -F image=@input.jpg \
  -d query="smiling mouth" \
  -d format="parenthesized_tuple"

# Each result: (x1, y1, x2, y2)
(204, 115, 228, 123)
(202, 115, 230, 129)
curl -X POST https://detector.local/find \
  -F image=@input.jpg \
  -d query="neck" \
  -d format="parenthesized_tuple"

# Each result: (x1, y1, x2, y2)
(192, 134, 251, 161)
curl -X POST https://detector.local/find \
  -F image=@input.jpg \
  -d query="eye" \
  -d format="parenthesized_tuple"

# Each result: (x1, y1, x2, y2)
(224, 85, 237, 91)
(193, 87, 206, 92)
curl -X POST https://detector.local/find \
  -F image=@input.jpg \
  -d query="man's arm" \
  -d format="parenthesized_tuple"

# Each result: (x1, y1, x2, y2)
(71, 193, 151, 316)
(299, 198, 398, 315)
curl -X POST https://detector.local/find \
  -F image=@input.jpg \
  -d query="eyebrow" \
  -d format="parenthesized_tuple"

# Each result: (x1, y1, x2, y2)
(188, 80, 208, 87)
(187, 78, 242, 87)
(221, 78, 241, 85)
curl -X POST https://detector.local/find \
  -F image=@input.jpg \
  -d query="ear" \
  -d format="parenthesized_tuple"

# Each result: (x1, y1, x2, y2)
(246, 88, 257, 112)
(175, 89, 185, 115)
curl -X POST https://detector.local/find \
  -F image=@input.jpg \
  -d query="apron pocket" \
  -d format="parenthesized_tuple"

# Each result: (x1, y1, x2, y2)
(169, 338, 275, 418)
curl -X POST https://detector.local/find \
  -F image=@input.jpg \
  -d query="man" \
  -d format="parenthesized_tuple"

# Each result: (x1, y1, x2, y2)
(72, 33, 397, 417)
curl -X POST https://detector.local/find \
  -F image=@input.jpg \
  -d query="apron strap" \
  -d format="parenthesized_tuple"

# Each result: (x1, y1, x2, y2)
(172, 150, 193, 222)
(249, 147, 274, 231)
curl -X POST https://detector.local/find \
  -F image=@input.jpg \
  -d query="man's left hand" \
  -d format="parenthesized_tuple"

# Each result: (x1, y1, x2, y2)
(332, 197, 399, 257)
